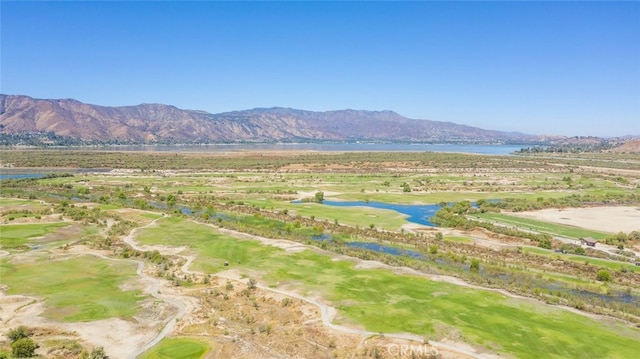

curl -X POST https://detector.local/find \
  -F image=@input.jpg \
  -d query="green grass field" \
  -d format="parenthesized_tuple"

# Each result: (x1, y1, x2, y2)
(471, 212, 611, 239)
(522, 247, 638, 273)
(443, 235, 472, 243)
(0, 222, 69, 249)
(134, 216, 640, 359)
(0, 197, 47, 207)
(139, 337, 210, 359)
(0, 255, 143, 322)
(333, 190, 574, 205)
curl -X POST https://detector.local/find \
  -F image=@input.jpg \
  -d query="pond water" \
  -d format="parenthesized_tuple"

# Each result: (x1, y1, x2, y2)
(321, 200, 441, 226)
(345, 241, 424, 259)
(0, 173, 47, 180)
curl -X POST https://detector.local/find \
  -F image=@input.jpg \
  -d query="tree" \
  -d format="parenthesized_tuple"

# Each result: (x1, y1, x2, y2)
(435, 232, 443, 241)
(538, 238, 552, 249)
(314, 191, 324, 203)
(12, 337, 37, 358)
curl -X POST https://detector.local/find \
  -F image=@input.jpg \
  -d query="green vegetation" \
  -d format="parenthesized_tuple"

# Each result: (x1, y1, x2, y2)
(1, 150, 639, 359)
(288, 202, 407, 229)
(443, 235, 472, 243)
(0, 256, 142, 322)
(521, 247, 639, 273)
(5, 326, 37, 358)
(136, 217, 640, 358)
(431, 201, 553, 244)
(139, 337, 210, 359)
(0, 222, 69, 250)
(12, 338, 37, 358)
(470, 212, 611, 239)
(596, 269, 612, 282)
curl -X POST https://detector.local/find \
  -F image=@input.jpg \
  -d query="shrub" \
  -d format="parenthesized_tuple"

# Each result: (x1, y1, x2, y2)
(12, 337, 37, 358)
(470, 258, 480, 271)
(7, 326, 31, 343)
(596, 269, 612, 282)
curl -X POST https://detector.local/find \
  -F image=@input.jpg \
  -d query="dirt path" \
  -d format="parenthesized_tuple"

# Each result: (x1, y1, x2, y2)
(120, 216, 193, 359)
(118, 218, 491, 358)
(215, 226, 608, 321)
(120, 216, 619, 358)
(202, 226, 499, 358)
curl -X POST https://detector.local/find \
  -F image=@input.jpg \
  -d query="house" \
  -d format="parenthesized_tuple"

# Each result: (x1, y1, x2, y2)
(580, 237, 599, 247)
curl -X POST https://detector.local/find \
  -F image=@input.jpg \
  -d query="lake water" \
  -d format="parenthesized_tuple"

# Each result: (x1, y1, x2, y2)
(17, 143, 524, 155)
(321, 200, 441, 226)
(0, 173, 47, 180)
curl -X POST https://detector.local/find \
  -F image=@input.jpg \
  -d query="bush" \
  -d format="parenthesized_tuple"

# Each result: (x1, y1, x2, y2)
(12, 337, 37, 358)
(596, 269, 612, 282)
(90, 346, 107, 359)
(7, 326, 31, 343)
(470, 258, 480, 271)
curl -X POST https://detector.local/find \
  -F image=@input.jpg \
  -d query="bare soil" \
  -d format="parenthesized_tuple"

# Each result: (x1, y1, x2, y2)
(509, 206, 640, 233)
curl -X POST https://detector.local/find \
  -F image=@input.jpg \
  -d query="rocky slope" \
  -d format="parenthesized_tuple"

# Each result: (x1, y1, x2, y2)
(0, 94, 536, 144)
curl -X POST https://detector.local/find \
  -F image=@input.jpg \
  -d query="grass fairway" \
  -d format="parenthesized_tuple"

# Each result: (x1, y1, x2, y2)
(290, 202, 408, 229)
(135, 216, 640, 359)
(0, 222, 69, 249)
(135, 216, 286, 274)
(333, 190, 572, 205)
(244, 198, 408, 229)
(0, 197, 41, 206)
(444, 235, 472, 243)
(0, 255, 142, 322)
(521, 246, 639, 273)
(139, 337, 210, 359)
(471, 212, 611, 239)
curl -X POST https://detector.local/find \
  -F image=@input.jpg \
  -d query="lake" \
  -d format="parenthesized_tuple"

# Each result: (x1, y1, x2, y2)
(14, 143, 525, 155)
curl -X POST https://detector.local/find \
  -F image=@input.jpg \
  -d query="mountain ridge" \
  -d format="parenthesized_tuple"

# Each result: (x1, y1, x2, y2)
(1, 94, 541, 145)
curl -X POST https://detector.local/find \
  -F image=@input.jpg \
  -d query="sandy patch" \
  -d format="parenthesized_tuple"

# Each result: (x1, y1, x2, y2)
(509, 206, 640, 233)
(0, 292, 163, 359)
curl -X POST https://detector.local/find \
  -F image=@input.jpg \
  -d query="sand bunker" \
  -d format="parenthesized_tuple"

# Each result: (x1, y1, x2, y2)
(509, 206, 640, 233)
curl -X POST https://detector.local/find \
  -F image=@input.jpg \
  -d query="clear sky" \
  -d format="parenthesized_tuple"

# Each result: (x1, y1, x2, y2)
(1, 1, 639, 137)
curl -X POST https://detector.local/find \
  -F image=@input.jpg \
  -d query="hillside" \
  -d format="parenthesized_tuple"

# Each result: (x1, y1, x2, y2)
(610, 139, 640, 153)
(0, 94, 537, 144)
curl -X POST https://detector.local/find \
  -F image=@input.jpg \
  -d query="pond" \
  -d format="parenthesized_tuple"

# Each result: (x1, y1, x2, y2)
(0, 173, 47, 180)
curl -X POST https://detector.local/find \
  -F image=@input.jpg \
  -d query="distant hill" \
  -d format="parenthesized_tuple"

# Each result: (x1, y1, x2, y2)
(610, 139, 640, 153)
(0, 94, 540, 145)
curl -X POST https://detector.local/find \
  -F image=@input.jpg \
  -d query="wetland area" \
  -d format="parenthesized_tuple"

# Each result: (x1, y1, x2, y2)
(1, 149, 640, 358)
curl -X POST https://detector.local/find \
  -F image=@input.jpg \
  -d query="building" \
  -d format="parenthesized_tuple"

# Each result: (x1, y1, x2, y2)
(580, 237, 599, 247)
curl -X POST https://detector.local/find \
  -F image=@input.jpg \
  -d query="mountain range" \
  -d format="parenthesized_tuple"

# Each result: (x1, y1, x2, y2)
(1, 94, 543, 145)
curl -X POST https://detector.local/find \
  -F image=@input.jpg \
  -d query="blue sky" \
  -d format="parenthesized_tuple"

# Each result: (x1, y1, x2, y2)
(1, 1, 639, 137)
